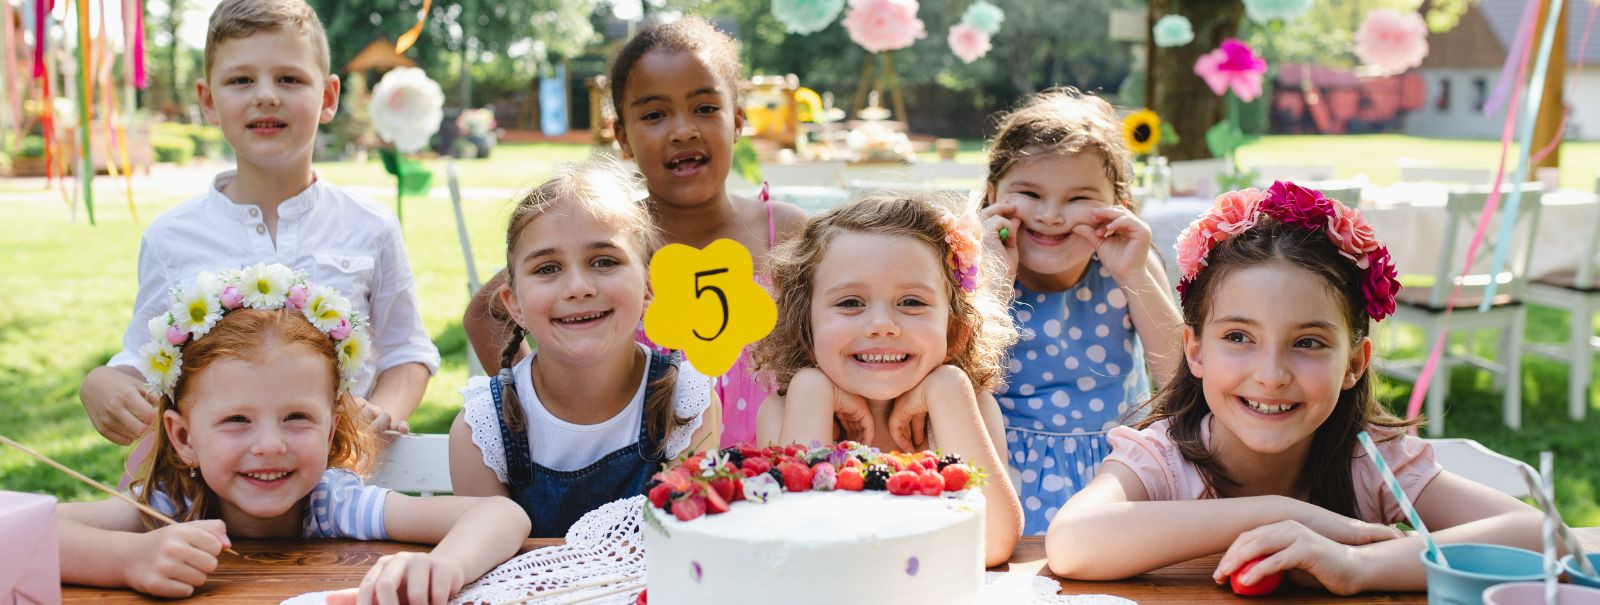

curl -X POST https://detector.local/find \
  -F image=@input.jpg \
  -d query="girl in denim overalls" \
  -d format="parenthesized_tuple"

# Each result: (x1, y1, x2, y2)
(449, 159, 723, 537)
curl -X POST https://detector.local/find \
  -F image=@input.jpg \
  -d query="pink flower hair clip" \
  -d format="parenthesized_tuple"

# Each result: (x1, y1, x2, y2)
(939, 210, 982, 293)
(1173, 181, 1402, 321)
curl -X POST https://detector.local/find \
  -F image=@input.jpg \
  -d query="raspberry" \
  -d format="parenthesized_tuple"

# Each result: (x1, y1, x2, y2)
(917, 456, 939, 472)
(636, 588, 648, 605)
(671, 495, 706, 521)
(647, 483, 673, 509)
(886, 470, 920, 496)
(780, 461, 815, 492)
(917, 472, 944, 496)
(864, 464, 891, 490)
(938, 453, 964, 470)
(940, 464, 972, 492)
(836, 467, 866, 491)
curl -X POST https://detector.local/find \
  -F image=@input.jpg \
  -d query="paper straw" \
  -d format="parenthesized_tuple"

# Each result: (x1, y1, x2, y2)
(1356, 432, 1446, 567)
(1516, 456, 1598, 577)
(1541, 452, 1556, 605)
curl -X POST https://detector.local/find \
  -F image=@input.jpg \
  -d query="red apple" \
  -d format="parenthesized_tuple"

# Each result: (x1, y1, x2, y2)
(1229, 556, 1283, 597)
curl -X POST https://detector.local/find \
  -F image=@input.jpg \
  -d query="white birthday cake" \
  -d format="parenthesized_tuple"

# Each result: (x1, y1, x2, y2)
(641, 443, 986, 605)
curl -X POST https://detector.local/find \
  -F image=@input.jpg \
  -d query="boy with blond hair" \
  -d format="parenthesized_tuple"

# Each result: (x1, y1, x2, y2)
(81, 0, 437, 451)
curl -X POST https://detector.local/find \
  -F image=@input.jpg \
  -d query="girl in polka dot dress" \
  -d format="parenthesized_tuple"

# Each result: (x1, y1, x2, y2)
(979, 88, 1183, 534)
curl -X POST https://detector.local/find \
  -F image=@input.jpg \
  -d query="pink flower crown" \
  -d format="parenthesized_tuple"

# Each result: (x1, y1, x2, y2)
(136, 263, 370, 399)
(1174, 181, 1402, 321)
(937, 210, 982, 293)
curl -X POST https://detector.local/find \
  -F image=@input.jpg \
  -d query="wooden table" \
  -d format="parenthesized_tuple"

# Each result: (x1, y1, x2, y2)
(63, 534, 1506, 604)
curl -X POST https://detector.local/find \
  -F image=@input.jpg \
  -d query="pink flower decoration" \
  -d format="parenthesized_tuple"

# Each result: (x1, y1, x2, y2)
(843, 0, 925, 53)
(329, 318, 353, 341)
(1193, 38, 1267, 102)
(1362, 247, 1401, 320)
(166, 324, 189, 346)
(1354, 9, 1429, 75)
(219, 285, 243, 310)
(947, 23, 991, 63)
(1327, 204, 1379, 267)
(1174, 222, 1214, 287)
(940, 211, 982, 292)
(1211, 188, 1266, 236)
(285, 284, 309, 310)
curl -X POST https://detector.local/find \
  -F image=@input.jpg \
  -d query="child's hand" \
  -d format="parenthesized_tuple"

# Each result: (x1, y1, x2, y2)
(980, 202, 1021, 282)
(1295, 504, 1404, 545)
(1071, 207, 1152, 283)
(124, 519, 230, 598)
(1212, 520, 1369, 596)
(353, 551, 466, 605)
(357, 396, 410, 434)
(887, 365, 967, 451)
(787, 368, 875, 444)
(81, 366, 160, 445)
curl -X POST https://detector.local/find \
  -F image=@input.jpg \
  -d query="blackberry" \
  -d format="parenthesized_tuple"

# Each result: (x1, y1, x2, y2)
(768, 468, 784, 485)
(938, 453, 964, 470)
(643, 478, 662, 492)
(864, 464, 891, 490)
(721, 447, 746, 468)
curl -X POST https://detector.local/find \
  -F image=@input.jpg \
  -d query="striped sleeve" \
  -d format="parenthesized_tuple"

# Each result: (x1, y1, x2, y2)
(303, 468, 392, 540)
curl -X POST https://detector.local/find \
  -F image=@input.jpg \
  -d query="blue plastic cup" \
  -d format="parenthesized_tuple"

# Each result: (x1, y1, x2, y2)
(1563, 554, 1600, 589)
(1420, 543, 1545, 605)
(1482, 581, 1600, 604)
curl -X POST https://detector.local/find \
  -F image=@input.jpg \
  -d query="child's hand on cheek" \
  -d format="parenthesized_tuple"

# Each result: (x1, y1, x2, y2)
(980, 201, 1021, 282)
(1071, 207, 1152, 283)
(1212, 520, 1369, 596)
(888, 366, 968, 451)
(354, 551, 466, 605)
(126, 519, 230, 598)
(788, 369, 876, 445)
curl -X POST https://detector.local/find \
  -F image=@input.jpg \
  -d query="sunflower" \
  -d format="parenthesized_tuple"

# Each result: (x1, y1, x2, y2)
(1123, 109, 1161, 156)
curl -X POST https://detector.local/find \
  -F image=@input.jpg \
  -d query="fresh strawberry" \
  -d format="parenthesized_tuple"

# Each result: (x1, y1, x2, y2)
(918, 472, 944, 496)
(742, 456, 773, 476)
(704, 485, 730, 514)
(841, 457, 863, 469)
(683, 453, 706, 471)
(887, 470, 920, 496)
(671, 494, 706, 521)
(836, 467, 866, 491)
(648, 483, 673, 509)
(941, 464, 972, 492)
(780, 461, 815, 492)
(708, 476, 739, 503)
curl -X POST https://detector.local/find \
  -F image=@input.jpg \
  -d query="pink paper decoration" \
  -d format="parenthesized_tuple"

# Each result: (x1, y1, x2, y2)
(1354, 9, 1429, 75)
(843, 0, 925, 53)
(947, 22, 990, 63)
(1193, 38, 1267, 102)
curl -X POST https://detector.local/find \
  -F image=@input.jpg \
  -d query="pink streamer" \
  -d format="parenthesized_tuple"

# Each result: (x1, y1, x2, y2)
(32, 0, 49, 78)
(1529, 0, 1596, 165)
(1404, 0, 1540, 428)
(132, 0, 144, 88)
(1483, 0, 1539, 115)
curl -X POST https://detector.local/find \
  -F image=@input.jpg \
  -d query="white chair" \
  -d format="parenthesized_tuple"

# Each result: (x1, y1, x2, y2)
(1304, 177, 1368, 208)
(1377, 183, 1544, 436)
(760, 160, 847, 188)
(1168, 158, 1229, 197)
(1522, 178, 1600, 421)
(909, 161, 986, 186)
(367, 434, 453, 495)
(1427, 438, 1533, 498)
(1253, 164, 1337, 182)
(1399, 160, 1494, 185)
(845, 179, 977, 205)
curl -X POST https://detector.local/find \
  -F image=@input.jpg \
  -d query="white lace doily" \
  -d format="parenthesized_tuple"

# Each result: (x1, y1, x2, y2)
(282, 495, 1135, 605)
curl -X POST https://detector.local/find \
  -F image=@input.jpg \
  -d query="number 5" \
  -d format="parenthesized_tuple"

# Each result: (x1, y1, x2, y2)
(694, 268, 730, 341)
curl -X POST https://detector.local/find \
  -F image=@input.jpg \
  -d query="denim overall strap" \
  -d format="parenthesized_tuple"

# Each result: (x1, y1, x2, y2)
(488, 368, 533, 485)
(500, 351, 679, 537)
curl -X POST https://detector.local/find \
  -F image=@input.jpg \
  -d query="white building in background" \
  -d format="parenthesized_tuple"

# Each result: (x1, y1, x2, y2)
(1405, 0, 1600, 140)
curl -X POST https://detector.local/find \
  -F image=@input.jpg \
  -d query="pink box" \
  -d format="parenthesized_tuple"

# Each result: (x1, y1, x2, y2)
(0, 492, 60, 604)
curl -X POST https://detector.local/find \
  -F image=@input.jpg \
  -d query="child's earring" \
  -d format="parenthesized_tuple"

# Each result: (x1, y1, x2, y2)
(189, 466, 197, 478)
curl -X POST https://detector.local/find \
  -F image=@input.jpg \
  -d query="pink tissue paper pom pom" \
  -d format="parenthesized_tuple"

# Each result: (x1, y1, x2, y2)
(1354, 9, 1429, 75)
(843, 0, 926, 53)
(947, 23, 991, 63)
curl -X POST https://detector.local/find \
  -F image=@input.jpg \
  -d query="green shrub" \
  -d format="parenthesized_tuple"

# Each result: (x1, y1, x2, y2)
(152, 122, 225, 159)
(151, 134, 195, 164)
(18, 134, 45, 158)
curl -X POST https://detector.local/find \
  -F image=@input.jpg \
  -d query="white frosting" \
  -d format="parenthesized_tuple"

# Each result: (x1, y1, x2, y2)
(644, 490, 984, 605)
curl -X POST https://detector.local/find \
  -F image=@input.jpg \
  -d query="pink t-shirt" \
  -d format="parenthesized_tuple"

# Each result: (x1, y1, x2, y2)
(1103, 417, 1443, 525)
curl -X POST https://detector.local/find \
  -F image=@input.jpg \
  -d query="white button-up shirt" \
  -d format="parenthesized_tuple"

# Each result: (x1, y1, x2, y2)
(109, 171, 440, 393)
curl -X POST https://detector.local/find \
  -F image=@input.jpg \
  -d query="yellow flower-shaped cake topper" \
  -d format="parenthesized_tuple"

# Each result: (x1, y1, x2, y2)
(1123, 109, 1161, 156)
(644, 239, 777, 376)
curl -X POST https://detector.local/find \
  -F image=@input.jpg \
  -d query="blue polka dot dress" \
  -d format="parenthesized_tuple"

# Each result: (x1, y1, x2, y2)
(999, 257, 1150, 535)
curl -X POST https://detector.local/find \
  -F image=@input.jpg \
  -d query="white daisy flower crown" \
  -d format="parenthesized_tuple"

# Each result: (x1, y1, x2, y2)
(136, 263, 370, 399)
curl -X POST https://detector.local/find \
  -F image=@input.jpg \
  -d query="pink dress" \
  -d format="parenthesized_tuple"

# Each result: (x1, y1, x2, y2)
(1103, 416, 1443, 525)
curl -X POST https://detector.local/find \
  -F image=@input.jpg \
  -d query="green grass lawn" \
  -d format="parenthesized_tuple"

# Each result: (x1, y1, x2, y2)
(2, 137, 1597, 528)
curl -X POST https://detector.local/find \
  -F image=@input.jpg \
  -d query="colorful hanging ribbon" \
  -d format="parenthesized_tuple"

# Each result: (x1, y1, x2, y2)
(76, 0, 96, 224)
(1529, 0, 1596, 164)
(1483, 0, 1539, 116)
(1, 0, 17, 141)
(393, 0, 431, 54)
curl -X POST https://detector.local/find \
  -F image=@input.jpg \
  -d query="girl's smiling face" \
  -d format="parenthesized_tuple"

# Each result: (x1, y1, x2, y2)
(1183, 262, 1371, 458)
(165, 340, 337, 532)
(613, 50, 744, 210)
(808, 232, 952, 402)
(990, 151, 1117, 290)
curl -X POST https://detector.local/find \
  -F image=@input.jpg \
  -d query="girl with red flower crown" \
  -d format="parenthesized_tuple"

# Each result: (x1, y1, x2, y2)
(1045, 182, 1543, 594)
